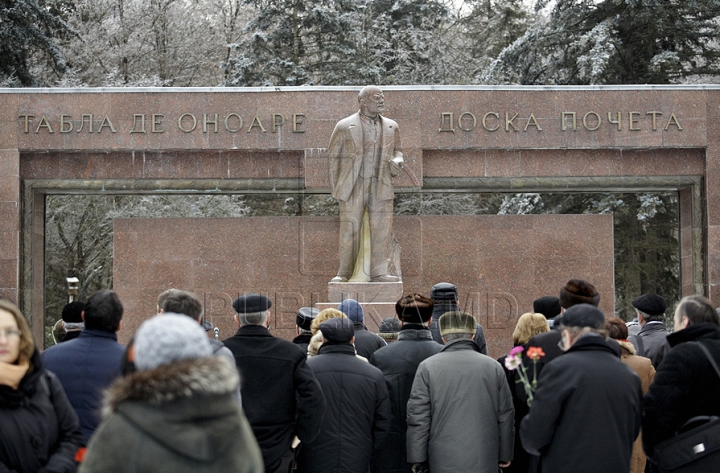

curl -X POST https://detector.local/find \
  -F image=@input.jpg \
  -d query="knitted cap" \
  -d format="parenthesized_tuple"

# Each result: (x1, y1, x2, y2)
(338, 299, 363, 323)
(134, 314, 212, 371)
(439, 311, 476, 336)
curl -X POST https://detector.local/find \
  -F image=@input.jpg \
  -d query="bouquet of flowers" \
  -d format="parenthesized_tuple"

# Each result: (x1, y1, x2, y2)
(504, 346, 545, 407)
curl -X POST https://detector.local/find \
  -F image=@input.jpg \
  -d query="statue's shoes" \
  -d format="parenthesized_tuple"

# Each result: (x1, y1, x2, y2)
(331, 276, 348, 282)
(371, 274, 400, 283)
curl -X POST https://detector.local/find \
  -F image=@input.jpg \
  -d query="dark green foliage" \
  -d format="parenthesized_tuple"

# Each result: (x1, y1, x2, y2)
(482, 0, 720, 84)
(0, 0, 73, 86)
(223, 0, 452, 86)
(224, 0, 361, 86)
(463, 0, 532, 60)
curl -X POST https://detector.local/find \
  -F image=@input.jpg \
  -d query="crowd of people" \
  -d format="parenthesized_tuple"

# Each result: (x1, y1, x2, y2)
(1, 278, 720, 473)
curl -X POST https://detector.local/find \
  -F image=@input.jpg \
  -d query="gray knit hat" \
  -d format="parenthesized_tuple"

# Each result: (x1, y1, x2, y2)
(134, 314, 212, 371)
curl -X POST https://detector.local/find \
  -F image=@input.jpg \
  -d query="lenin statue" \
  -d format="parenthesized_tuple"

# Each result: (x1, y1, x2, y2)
(328, 86, 404, 283)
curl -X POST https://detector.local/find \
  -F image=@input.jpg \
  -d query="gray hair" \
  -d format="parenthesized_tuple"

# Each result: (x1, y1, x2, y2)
(560, 325, 607, 347)
(637, 309, 663, 323)
(443, 332, 473, 342)
(238, 310, 269, 326)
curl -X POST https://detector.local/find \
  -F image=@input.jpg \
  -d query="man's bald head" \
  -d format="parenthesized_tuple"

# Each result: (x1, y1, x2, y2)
(358, 86, 385, 118)
(358, 85, 382, 101)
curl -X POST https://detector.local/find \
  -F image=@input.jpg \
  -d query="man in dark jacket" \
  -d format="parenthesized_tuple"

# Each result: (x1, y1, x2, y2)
(428, 282, 487, 353)
(524, 279, 601, 375)
(532, 295, 560, 328)
(369, 294, 442, 473)
(292, 307, 319, 354)
(42, 289, 126, 440)
(297, 318, 391, 473)
(223, 294, 326, 473)
(629, 293, 669, 368)
(338, 298, 386, 359)
(642, 295, 720, 460)
(520, 304, 642, 473)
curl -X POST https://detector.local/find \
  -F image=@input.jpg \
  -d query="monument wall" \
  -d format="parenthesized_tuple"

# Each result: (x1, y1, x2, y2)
(0, 85, 717, 347)
(113, 214, 613, 357)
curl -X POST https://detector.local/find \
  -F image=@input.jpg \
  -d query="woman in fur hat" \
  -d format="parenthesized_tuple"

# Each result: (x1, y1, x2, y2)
(0, 299, 85, 473)
(606, 317, 655, 473)
(79, 314, 263, 473)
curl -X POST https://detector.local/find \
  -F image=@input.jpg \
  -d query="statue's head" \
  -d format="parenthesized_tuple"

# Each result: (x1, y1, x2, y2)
(358, 86, 384, 117)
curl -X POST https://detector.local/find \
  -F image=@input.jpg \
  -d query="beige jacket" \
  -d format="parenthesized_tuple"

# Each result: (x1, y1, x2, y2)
(619, 340, 656, 473)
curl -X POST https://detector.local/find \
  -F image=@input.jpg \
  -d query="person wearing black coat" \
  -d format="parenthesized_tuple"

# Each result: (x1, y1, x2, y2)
(369, 294, 441, 473)
(338, 299, 387, 359)
(223, 294, 326, 473)
(496, 312, 549, 473)
(292, 307, 319, 355)
(428, 282, 487, 353)
(0, 300, 85, 473)
(520, 304, 642, 473)
(520, 279, 603, 391)
(298, 318, 391, 473)
(642, 295, 720, 460)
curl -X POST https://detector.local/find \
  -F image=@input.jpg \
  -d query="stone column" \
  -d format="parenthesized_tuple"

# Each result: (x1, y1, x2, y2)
(0, 94, 22, 328)
(705, 90, 720, 302)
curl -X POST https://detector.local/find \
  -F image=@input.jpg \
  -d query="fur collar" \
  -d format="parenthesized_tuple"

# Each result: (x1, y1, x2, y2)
(617, 340, 636, 356)
(103, 356, 238, 415)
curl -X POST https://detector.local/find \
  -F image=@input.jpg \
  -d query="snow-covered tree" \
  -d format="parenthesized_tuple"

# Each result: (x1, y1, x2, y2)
(361, 0, 451, 85)
(224, 0, 361, 86)
(461, 0, 532, 64)
(481, 0, 720, 85)
(0, 0, 74, 86)
(47, 0, 252, 87)
(224, 0, 459, 86)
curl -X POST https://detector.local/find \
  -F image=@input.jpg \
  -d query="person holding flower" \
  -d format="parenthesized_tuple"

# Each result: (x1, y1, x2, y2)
(498, 312, 549, 473)
(520, 304, 642, 473)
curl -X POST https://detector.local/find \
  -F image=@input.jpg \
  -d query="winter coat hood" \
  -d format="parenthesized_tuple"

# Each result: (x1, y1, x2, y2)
(102, 356, 240, 462)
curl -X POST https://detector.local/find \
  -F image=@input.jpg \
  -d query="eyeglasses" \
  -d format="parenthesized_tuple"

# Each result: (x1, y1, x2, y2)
(0, 328, 22, 339)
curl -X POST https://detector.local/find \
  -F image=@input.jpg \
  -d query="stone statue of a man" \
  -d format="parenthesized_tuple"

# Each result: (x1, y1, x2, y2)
(328, 86, 404, 283)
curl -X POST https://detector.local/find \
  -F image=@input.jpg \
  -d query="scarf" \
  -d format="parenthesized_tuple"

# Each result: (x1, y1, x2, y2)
(0, 361, 30, 390)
